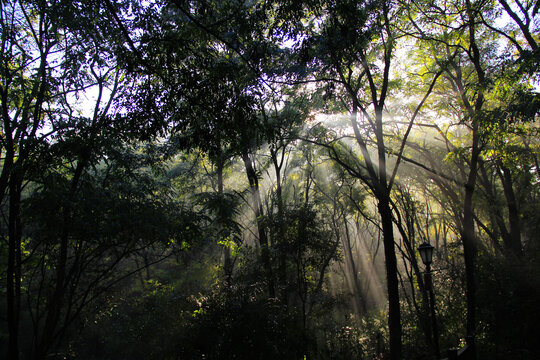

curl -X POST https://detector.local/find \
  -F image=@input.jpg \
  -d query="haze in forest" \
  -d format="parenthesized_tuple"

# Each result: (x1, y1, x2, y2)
(1, 1, 539, 360)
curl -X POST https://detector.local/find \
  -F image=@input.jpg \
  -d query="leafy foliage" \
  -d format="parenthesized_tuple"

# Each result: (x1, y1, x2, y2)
(1, 1, 540, 359)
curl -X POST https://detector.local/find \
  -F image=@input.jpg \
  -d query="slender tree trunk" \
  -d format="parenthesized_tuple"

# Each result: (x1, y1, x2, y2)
(342, 217, 366, 314)
(455, 3, 484, 343)
(394, 210, 434, 352)
(242, 151, 275, 298)
(271, 147, 288, 303)
(215, 156, 233, 281)
(34, 158, 87, 360)
(499, 165, 522, 256)
(461, 119, 480, 340)
(7, 170, 23, 360)
(348, 101, 402, 359)
(374, 102, 401, 359)
(378, 196, 401, 360)
(34, 221, 69, 359)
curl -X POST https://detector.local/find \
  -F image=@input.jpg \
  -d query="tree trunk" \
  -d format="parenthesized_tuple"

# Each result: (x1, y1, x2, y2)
(348, 101, 402, 359)
(379, 196, 402, 360)
(461, 122, 480, 340)
(342, 217, 366, 314)
(394, 209, 434, 352)
(242, 151, 275, 298)
(33, 157, 87, 359)
(216, 156, 233, 281)
(271, 147, 288, 303)
(500, 165, 522, 256)
(7, 171, 23, 360)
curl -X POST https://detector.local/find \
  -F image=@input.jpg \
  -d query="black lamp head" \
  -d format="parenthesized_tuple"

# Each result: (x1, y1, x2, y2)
(417, 242, 434, 267)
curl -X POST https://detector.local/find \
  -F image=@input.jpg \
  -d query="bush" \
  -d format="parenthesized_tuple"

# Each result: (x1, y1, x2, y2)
(178, 282, 306, 360)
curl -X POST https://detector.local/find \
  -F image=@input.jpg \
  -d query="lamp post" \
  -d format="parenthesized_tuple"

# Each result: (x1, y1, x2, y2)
(418, 242, 440, 359)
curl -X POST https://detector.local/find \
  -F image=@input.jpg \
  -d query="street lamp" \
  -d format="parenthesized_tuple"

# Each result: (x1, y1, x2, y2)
(417, 242, 440, 359)
(418, 242, 434, 269)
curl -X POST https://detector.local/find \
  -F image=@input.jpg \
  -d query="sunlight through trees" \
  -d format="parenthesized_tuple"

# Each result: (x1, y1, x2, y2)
(1, 1, 538, 359)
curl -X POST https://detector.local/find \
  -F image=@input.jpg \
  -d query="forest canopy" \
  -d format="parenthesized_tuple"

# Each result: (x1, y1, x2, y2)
(1, 0, 539, 359)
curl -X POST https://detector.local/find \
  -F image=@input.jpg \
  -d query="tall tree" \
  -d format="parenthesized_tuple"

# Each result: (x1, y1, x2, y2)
(0, 1, 202, 358)
(266, 1, 445, 357)
(402, 0, 539, 345)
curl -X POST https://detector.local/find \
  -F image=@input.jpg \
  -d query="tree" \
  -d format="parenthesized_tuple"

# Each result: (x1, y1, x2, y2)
(402, 0, 539, 346)
(0, 1, 203, 358)
(263, 1, 447, 357)
(0, 1, 117, 356)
